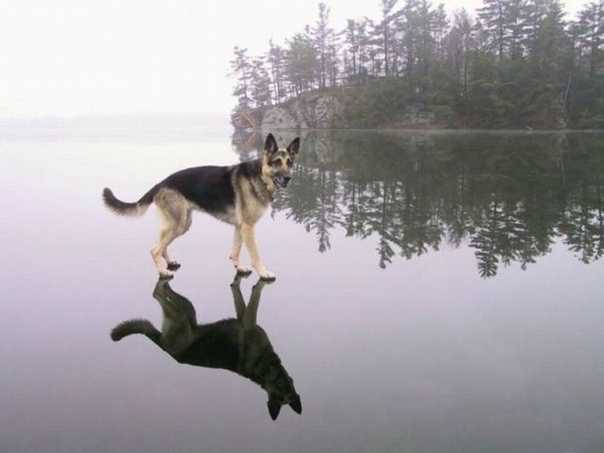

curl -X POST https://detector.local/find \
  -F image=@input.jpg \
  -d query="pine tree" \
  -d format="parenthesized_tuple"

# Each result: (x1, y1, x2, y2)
(267, 40, 287, 102)
(528, 0, 570, 77)
(478, 0, 534, 61)
(229, 47, 253, 108)
(576, 0, 604, 79)
(344, 19, 359, 78)
(285, 31, 318, 95)
(249, 57, 272, 108)
(402, 0, 448, 91)
(311, 2, 336, 88)
(372, 0, 404, 76)
(443, 9, 478, 93)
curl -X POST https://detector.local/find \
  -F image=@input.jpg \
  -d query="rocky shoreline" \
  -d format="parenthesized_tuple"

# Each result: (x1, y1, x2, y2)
(231, 91, 445, 131)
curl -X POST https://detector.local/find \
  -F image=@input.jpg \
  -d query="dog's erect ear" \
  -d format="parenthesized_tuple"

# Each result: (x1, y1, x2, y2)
(267, 400, 282, 420)
(264, 133, 278, 154)
(287, 137, 300, 158)
(289, 393, 302, 414)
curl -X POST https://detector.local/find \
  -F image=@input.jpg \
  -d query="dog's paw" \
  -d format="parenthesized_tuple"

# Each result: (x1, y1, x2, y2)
(167, 261, 181, 271)
(235, 264, 252, 275)
(159, 270, 174, 280)
(258, 270, 276, 281)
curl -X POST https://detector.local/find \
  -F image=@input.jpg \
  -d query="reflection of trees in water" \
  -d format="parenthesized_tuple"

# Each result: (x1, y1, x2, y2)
(340, 179, 446, 268)
(560, 180, 604, 265)
(276, 167, 341, 253)
(236, 131, 604, 277)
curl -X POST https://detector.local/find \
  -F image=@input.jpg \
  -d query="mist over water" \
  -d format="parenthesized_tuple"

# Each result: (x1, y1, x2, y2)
(1, 119, 603, 452)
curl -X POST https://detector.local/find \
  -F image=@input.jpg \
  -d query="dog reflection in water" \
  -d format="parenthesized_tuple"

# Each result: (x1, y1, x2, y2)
(110, 274, 302, 420)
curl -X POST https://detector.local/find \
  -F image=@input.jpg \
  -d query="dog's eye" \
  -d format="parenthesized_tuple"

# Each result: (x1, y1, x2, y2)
(286, 159, 293, 168)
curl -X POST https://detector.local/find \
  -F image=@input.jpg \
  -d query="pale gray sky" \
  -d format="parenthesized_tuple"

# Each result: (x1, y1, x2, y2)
(0, 0, 586, 118)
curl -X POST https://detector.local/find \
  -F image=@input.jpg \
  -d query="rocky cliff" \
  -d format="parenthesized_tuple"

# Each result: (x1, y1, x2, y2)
(232, 92, 342, 131)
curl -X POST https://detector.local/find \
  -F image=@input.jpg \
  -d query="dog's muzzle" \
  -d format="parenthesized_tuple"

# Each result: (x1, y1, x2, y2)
(273, 175, 291, 188)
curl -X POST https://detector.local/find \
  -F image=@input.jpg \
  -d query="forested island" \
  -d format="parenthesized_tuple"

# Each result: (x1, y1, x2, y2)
(230, 0, 604, 130)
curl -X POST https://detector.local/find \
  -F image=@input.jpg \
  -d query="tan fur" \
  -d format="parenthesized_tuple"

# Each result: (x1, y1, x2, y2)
(151, 188, 195, 273)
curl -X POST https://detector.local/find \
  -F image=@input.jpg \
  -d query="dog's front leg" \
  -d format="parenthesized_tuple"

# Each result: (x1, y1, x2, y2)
(230, 226, 252, 275)
(240, 222, 275, 280)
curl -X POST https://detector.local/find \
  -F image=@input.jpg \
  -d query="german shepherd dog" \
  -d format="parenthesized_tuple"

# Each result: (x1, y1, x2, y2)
(110, 274, 302, 420)
(102, 133, 300, 280)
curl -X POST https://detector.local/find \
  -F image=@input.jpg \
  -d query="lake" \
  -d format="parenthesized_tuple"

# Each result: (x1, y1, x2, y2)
(1, 116, 603, 453)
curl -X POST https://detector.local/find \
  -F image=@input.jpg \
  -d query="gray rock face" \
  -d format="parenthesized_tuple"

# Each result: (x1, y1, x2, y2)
(261, 106, 303, 130)
(259, 93, 342, 130)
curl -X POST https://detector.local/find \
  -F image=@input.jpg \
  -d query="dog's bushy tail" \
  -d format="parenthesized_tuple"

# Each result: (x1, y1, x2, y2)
(102, 186, 157, 217)
(111, 319, 162, 345)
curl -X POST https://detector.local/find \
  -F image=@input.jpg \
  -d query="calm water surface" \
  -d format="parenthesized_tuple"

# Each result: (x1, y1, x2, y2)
(1, 117, 603, 453)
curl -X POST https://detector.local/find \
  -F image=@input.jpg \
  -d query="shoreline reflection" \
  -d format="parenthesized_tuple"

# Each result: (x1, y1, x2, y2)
(235, 131, 603, 277)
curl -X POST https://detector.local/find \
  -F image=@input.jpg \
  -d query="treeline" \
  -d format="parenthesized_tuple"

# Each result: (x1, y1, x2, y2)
(230, 0, 604, 128)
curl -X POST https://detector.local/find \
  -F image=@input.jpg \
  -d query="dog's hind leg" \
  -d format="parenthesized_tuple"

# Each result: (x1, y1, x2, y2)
(151, 226, 179, 278)
(164, 209, 192, 271)
(151, 189, 192, 278)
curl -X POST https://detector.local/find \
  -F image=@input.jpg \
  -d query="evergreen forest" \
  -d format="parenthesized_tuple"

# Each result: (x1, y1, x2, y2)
(230, 0, 604, 129)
